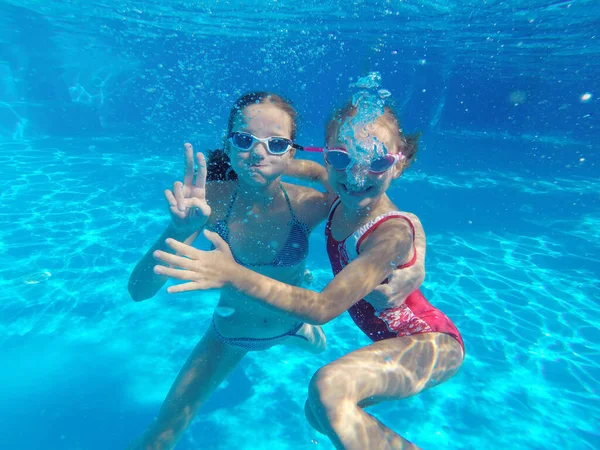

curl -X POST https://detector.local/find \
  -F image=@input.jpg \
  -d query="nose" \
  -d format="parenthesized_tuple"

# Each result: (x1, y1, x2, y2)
(346, 163, 368, 187)
(250, 141, 268, 158)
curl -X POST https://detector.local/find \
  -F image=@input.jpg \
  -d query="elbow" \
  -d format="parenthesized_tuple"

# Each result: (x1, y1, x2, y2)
(305, 295, 343, 326)
(128, 288, 147, 303)
(128, 279, 151, 302)
(299, 311, 328, 326)
(309, 316, 327, 327)
(309, 310, 337, 327)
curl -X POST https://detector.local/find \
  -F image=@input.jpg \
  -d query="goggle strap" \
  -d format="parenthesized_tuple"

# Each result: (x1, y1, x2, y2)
(300, 146, 324, 153)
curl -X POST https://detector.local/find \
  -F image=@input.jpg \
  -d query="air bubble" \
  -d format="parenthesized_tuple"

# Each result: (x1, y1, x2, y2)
(339, 71, 390, 171)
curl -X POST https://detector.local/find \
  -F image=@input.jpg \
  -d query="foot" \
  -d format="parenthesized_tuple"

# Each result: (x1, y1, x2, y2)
(284, 323, 327, 354)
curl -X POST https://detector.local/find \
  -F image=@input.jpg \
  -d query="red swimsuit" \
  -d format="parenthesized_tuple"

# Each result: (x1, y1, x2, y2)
(326, 199, 464, 350)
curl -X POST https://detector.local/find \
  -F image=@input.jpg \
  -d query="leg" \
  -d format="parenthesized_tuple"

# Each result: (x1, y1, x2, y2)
(306, 333, 464, 450)
(127, 323, 248, 450)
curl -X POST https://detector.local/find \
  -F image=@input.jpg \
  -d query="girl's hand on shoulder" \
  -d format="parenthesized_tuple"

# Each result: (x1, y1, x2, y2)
(366, 213, 426, 310)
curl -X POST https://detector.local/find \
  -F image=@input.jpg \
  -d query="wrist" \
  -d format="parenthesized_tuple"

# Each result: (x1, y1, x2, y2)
(166, 223, 199, 241)
(223, 261, 244, 288)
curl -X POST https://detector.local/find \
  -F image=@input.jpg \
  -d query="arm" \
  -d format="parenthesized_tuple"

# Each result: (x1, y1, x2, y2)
(128, 227, 200, 302)
(286, 159, 331, 193)
(128, 143, 211, 301)
(154, 219, 413, 325)
(364, 212, 426, 309)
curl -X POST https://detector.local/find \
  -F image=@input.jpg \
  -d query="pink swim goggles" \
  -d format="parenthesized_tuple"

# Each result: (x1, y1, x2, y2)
(302, 146, 403, 174)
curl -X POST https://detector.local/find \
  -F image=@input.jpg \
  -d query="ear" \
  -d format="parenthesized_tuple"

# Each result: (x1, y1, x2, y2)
(287, 147, 297, 159)
(391, 159, 406, 180)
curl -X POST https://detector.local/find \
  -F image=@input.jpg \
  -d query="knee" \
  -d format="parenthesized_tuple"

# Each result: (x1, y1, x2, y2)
(304, 399, 326, 434)
(307, 366, 359, 435)
(308, 366, 348, 413)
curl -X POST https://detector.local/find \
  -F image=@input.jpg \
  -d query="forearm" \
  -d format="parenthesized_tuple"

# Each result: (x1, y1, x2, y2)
(128, 225, 201, 302)
(286, 160, 331, 192)
(224, 226, 410, 323)
(226, 264, 340, 325)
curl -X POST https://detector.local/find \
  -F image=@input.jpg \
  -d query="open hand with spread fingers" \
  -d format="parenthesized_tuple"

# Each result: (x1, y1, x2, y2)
(153, 230, 236, 292)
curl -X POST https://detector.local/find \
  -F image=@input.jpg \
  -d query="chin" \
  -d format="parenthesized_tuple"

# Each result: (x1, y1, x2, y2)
(338, 182, 376, 197)
(339, 179, 389, 207)
(338, 189, 379, 209)
(241, 175, 268, 187)
(239, 169, 275, 186)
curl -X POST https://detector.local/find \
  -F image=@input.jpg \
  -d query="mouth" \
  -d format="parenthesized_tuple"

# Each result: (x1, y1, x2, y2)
(341, 183, 374, 196)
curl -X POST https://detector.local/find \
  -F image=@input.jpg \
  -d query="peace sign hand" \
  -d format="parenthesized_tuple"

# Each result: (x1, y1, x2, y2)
(165, 143, 212, 233)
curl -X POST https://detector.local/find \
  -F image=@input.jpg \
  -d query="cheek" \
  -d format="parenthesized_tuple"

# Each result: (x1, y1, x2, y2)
(327, 167, 343, 182)
(357, 173, 390, 194)
(275, 153, 294, 168)
(229, 152, 247, 167)
(378, 177, 395, 195)
(373, 173, 392, 188)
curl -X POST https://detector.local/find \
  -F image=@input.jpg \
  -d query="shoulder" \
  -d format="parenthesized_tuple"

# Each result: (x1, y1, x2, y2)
(358, 212, 415, 259)
(380, 198, 425, 236)
(206, 179, 235, 199)
(381, 210, 424, 239)
(282, 182, 330, 228)
(398, 211, 424, 233)
(367, 215, 414, 243)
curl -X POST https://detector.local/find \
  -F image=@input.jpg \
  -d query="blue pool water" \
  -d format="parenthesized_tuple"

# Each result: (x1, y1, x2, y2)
(1, 1, 598, 449)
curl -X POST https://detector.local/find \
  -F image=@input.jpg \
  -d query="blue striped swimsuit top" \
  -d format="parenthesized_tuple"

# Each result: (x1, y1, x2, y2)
(211, 184, 310, 267)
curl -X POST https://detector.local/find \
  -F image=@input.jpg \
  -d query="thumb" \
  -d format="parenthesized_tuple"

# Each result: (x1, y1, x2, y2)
(203, 229, 232, 256)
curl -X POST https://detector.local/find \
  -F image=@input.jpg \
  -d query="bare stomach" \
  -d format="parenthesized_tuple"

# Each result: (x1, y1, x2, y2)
(213, 263, 306, 339)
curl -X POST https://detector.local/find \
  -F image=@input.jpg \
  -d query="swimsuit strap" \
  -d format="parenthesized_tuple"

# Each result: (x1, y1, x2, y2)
(223, 184, 239, 222)
(211, 184, 239, 245)
(280, 184, 297, 222)
(325, 197, 342, 237)
(328, 197, 342, 221)
(281, 184, 311, 238)
(350, 212, 417, 268)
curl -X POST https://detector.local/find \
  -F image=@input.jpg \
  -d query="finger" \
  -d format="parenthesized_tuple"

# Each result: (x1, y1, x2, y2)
(183, 143, 194, 186)
(164, 189, 178, 207)
(195, 152, 207, 189)
(173, 181, 185, 212)
(167, 282, 209, 294)
(187, 197, 211, 217)
(153, 250, 196, 270)
(203, 229, 231, 254)
(165, 237, 200, 258)
(165, 189, 186, 219)
(170, 204, 187, 220)
(153, 264, 198, 280)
